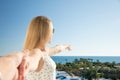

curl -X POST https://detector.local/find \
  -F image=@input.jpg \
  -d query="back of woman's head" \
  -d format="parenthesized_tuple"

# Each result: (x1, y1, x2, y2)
(23, 16, 52, 50)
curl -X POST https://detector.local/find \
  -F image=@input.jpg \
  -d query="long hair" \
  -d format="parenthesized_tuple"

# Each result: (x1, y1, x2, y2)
(23, 16, 52, 50)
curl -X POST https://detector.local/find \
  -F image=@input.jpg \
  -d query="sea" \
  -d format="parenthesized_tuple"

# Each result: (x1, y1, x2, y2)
(51, 56, 120, 64)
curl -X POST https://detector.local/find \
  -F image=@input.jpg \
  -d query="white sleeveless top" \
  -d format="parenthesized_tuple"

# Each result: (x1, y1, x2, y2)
(25, 54, 56, 80)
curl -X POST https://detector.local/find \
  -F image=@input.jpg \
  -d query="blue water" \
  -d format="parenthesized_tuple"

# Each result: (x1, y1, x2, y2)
(51, 56, 120, 64)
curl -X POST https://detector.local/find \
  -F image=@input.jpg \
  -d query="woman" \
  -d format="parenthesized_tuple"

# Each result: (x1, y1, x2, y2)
(20, 16, 71, 80)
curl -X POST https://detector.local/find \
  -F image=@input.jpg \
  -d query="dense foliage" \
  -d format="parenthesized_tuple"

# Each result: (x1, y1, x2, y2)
(56, 58, 120, 80)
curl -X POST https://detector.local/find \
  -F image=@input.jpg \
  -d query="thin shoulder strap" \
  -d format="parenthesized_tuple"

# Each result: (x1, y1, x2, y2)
(37, 48, 45, 60)
(35, 50, 45, 72)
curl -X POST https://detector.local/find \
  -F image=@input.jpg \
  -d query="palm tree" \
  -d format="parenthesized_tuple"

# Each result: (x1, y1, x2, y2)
(74, 58, 79, 64)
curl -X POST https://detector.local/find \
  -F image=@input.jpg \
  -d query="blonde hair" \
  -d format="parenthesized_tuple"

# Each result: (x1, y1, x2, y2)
(23, 16, 52, 50)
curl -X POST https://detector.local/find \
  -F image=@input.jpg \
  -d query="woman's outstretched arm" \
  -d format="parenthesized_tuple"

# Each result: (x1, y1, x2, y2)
(0, 50, 29, 80)
(49, 44, 71, 56)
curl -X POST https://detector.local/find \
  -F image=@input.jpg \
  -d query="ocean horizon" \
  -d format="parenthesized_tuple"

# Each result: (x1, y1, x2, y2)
(51, 56, 120, 64)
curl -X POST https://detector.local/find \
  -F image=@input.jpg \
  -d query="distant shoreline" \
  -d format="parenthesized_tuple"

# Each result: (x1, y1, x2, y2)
(52, 56, 120, 64)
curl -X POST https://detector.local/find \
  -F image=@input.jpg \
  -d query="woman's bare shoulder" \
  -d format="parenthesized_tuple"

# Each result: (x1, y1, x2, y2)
(29, 48, 42, 56)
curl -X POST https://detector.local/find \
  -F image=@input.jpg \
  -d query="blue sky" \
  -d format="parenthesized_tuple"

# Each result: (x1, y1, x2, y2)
(0, 0, 120, 56)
